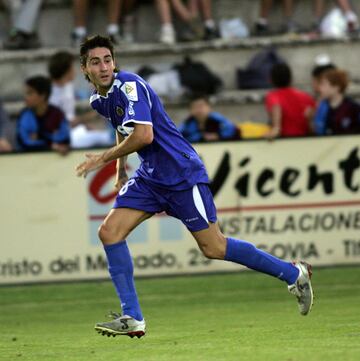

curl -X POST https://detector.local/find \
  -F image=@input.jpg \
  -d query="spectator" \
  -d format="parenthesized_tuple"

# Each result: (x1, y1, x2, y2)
(314, 0, 359, 34)
(48, 51, 113, 149)
(3, 0, 42, 50)
(0, 99, 13, 152)
(254, 0, 298, 35)
(17, 76, 70, 154)
(311, 56, 336, 99)
(155, 0, 203, 44)
(315, 69, 360, 135)
(265, 63, 316, 138)
(310, 57, 336, 134)
(187, 0, 219, 40)
(179, 95, 240, 142)
(72, 0, 123, 45)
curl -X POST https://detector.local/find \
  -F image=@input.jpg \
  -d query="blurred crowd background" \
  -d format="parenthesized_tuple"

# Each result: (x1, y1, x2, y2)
(1, 0, 360, 155)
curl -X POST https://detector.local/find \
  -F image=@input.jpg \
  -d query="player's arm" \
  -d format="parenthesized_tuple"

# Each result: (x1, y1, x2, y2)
(265, 104, 282, 139)
(76, 123, 153, 178)
(114, 131, 128, 191)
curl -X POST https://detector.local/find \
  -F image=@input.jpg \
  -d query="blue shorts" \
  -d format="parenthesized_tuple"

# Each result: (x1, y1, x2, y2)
(113, 177, 217, 232)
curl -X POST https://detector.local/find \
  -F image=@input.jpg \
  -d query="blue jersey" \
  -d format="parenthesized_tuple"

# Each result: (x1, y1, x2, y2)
(90, 71, 209, 190)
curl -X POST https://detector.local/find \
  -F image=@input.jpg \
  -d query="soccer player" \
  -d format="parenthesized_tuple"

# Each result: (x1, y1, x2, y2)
(76, 35, 314, 338)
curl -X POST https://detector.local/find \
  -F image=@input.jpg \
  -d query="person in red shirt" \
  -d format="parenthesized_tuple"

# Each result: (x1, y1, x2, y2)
(265, 63, 316, 139)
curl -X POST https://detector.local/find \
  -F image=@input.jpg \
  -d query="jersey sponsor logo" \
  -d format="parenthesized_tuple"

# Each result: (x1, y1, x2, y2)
(121, 81, 138, 101)
(116, 106, 124, 117)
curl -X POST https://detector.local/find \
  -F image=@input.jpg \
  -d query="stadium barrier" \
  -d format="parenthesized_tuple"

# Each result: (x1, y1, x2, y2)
(1, 135, 360, 285)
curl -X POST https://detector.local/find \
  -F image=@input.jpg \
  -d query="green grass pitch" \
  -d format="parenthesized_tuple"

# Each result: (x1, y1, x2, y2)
(0, 267, 359, 361)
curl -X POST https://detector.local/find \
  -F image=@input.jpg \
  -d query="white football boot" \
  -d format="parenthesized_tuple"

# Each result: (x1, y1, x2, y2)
(288, 262, 314, 316)
(95, 312, 146, 338)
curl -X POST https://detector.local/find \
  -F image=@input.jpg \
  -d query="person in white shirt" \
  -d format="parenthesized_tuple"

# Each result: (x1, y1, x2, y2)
(48, 51, 113, 149)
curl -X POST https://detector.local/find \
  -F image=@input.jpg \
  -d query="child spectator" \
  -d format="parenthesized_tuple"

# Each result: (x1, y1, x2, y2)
(179, 95, 240, 142)
(48, 51, 113, 149)
(265, 63, 316, 138)
(316, 69, 360, 135)
(311, 56, 336, 99)
(310, 56, 336, 134)
(0, 99, 12, 152)
(17, 76, 70, 154)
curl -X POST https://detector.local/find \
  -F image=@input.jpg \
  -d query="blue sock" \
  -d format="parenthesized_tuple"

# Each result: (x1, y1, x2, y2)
(225, 238, 299, 285)
(103, 241, 143, 321)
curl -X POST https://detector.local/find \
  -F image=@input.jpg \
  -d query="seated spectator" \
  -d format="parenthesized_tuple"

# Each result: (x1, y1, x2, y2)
(314, 0, 359, 34)
(187, 0, 219, 40)
(265, 63, 316, 138)
(72, 0, 122, 45)
(179, 95, 240, 142)
(311, 55, 336, 99)
(48, 51, 113, 149)
(315, 69, 360, 135)
(0, 99, 13, 152)
(254, 0, 298, 35)
(310, 56, 336, 134)
(155, 0, 203, 44)
(17, 76, 70, 154)
(3, 0, 42, 50)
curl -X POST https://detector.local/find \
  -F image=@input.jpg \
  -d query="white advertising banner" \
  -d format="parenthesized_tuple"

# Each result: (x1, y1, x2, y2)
(1, 136, 360, 284)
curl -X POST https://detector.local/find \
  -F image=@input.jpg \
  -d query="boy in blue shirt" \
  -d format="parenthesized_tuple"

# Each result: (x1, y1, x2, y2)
(179, 95, 240, 143)
(76, 36, 314, 338)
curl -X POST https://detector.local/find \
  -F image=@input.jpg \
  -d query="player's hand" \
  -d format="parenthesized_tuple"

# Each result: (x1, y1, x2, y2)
(76, 153, 105, 178)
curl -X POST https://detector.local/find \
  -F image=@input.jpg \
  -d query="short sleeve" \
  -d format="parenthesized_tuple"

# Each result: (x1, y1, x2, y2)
(265, 91, 280, 113)
(120, 80, 153, 127)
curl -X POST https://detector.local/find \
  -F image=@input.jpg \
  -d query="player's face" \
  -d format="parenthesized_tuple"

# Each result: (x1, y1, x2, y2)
(24, 85, 45, 108)
(83, 47, 115, 90)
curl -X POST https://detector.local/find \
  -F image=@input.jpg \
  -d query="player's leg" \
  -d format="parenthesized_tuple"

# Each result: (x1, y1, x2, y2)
(96, 208, 152, 337)
(95, 178, 163, 337)
(166, 183, 313, 315)
(191, 221, 300, 286)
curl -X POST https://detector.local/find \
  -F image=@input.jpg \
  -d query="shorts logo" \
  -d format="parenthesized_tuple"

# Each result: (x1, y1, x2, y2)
(185, 217, 199, 222)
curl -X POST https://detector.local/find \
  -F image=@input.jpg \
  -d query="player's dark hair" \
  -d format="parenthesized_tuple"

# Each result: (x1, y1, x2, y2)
(25, 76, 52, 101)
(271, 63, 292, 88)
(312, 64, 336, 79)
(48, 51, 75, 80)
(80, 35, 118, 82)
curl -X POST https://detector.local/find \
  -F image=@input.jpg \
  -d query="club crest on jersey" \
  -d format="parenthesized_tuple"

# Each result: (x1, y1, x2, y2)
(121, 81, 138, 101)
(116, 106, 124, 116)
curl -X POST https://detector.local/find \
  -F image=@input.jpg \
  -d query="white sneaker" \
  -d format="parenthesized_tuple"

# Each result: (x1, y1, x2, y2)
(95, 312, 146, 338)
(159, 24, 176, 45)
(288, 262, 314, 316)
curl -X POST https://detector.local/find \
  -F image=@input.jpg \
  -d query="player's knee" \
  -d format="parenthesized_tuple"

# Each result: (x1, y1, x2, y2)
(98, 223, 116, 244)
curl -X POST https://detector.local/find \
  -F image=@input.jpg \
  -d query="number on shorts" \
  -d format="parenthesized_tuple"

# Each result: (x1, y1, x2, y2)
(119, 179, 136, 195)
